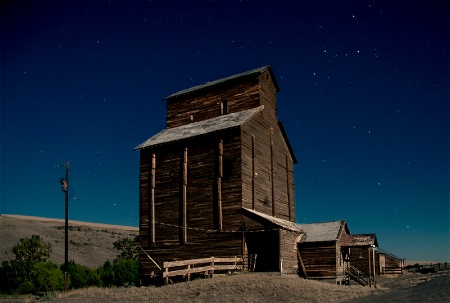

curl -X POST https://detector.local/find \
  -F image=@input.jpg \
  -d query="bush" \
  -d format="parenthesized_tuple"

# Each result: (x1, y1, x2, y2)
(419, 267, 436, 274)
(0, 260, 64, 294)
(64, 261, 102, 289)
(32, 262, 64, 293)
(98, 260, 115, 287)
(0, 260, 34, 294)
(113, 258, 139, 287)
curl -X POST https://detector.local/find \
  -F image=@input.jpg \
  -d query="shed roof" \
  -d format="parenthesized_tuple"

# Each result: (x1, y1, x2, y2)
(242, 208, 303, 233)
(296, 220, 348, 243)
(376, 247, 402, 260)
(344, 234, 378, 247)
(164, 65, 280, 100)
(134, 106, 263, 150)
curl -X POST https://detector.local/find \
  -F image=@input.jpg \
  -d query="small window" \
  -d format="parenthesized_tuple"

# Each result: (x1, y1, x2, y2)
(190, 114, 194, 122)
(221, 100, 228, 115)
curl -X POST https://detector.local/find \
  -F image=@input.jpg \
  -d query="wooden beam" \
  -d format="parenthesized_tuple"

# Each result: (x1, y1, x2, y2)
(182, 147, 188, 244)
(251, 135, 255, 210)
(218, 140, 223, 230)
(269, 127, 275, 217)
(285, 154, 291, 221)
(297, 250, 308, 278)
(150, 153, 156, 244)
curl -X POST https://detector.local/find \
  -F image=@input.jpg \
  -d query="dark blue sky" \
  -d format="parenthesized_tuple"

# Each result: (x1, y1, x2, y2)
(1, 1, 448, 262)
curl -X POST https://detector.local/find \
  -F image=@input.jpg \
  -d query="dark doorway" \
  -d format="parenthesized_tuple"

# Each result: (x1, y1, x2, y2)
(245, 230, 279, 272)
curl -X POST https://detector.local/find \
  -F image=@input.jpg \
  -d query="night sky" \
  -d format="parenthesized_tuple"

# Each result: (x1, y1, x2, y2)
(1, 1, 448, 262)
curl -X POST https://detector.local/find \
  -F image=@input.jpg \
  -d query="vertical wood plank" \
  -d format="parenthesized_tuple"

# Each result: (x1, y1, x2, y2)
(150, 153, 156, 244)
(218, 140, 223, 230)
(183, 147, 188, 243)
(285, 154, 291, 222)
(269, 127, 275, 217)
(251, 135, 255, 210)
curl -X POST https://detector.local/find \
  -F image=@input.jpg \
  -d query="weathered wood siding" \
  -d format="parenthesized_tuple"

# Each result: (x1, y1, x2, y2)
(241, 106, 295, 222)
(348, 247, 380, 275)
(279, 230, 302, 274)
(139, 130, 245, 276)
(166, 70, 278, 129)
(385, 255, 401, 268)
(298, 242, 337, 277)
(166, 79, 260, 129)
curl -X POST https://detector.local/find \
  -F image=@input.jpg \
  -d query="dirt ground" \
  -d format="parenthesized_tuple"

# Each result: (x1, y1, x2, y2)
(2, 271, 448, 303)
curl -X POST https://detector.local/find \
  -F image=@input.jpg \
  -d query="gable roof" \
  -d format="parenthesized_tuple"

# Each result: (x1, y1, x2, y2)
(134, 106, 263, 150)
(296, 220, 348, 243)
(164, 65, 280, 100)
(242, 208, 303, 233)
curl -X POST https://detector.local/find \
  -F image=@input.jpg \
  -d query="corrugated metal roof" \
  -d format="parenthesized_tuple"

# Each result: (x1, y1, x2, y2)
(134, 106, 263, 150)
(242, 208, 303, 233)
(296, 220, 346, 243)
(164, 65, 279, 100)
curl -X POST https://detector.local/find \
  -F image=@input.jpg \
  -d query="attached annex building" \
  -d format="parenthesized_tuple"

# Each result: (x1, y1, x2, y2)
(135, 66, 301, 282)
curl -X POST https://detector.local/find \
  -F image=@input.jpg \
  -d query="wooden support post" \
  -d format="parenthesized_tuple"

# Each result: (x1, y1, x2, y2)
(182, 147, 188, 243)
(269, 128, 275, 216)
(297, 250, 307, 278)
(285, 154, 291, 221)
(165, 267, 169, 285)
(218, 140, 223, 230)
(150, 153, 156, 244)
(372, 247, 376, 286)
(187, 264, 191, 282)
(368, 247, 372, 287)
(251, 135, 256, 210)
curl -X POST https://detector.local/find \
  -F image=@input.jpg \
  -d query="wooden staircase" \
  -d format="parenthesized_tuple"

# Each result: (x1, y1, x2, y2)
(346, 265, 369, 286)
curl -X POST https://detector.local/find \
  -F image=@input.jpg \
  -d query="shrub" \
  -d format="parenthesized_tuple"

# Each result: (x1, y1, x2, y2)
(419, 267, 436, 274)
(32, 262, 64, 293)
(113, 258, 139, 287)
(98, 260, 114, 287)
(64, 261, 102, 289)
(0, 260, 34, 294)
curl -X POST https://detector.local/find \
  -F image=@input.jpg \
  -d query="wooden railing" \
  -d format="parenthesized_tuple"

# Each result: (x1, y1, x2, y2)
(382, 266, 402, 275)
(163, 256, 243, 285)
(346, 265, 369, 286)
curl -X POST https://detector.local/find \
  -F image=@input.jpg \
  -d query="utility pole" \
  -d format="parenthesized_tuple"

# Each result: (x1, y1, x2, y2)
(60, 161, 69, 291)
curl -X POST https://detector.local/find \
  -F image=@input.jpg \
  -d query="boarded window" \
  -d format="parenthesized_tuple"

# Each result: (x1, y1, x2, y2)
(220, 99, 229, 115)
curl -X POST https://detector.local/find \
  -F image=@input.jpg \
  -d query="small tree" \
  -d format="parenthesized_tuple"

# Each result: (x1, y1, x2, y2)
(1, 236, 60, 294)
(113, 236, 139, 260)
(12, 235, 51, 264)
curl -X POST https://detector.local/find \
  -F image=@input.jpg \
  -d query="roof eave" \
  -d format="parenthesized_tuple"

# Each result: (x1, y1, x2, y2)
(163, 65, 279, 101)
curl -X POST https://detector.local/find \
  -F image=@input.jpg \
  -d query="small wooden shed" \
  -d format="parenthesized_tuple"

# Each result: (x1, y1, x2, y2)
(296, 220, 350, 283)
(344, 234, 379, 276)
(377, 248, 404, 275)
(135, 66, 301, 283)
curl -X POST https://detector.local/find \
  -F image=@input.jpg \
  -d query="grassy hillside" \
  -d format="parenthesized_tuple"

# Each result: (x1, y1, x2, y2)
(0, 215, 138, 268)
